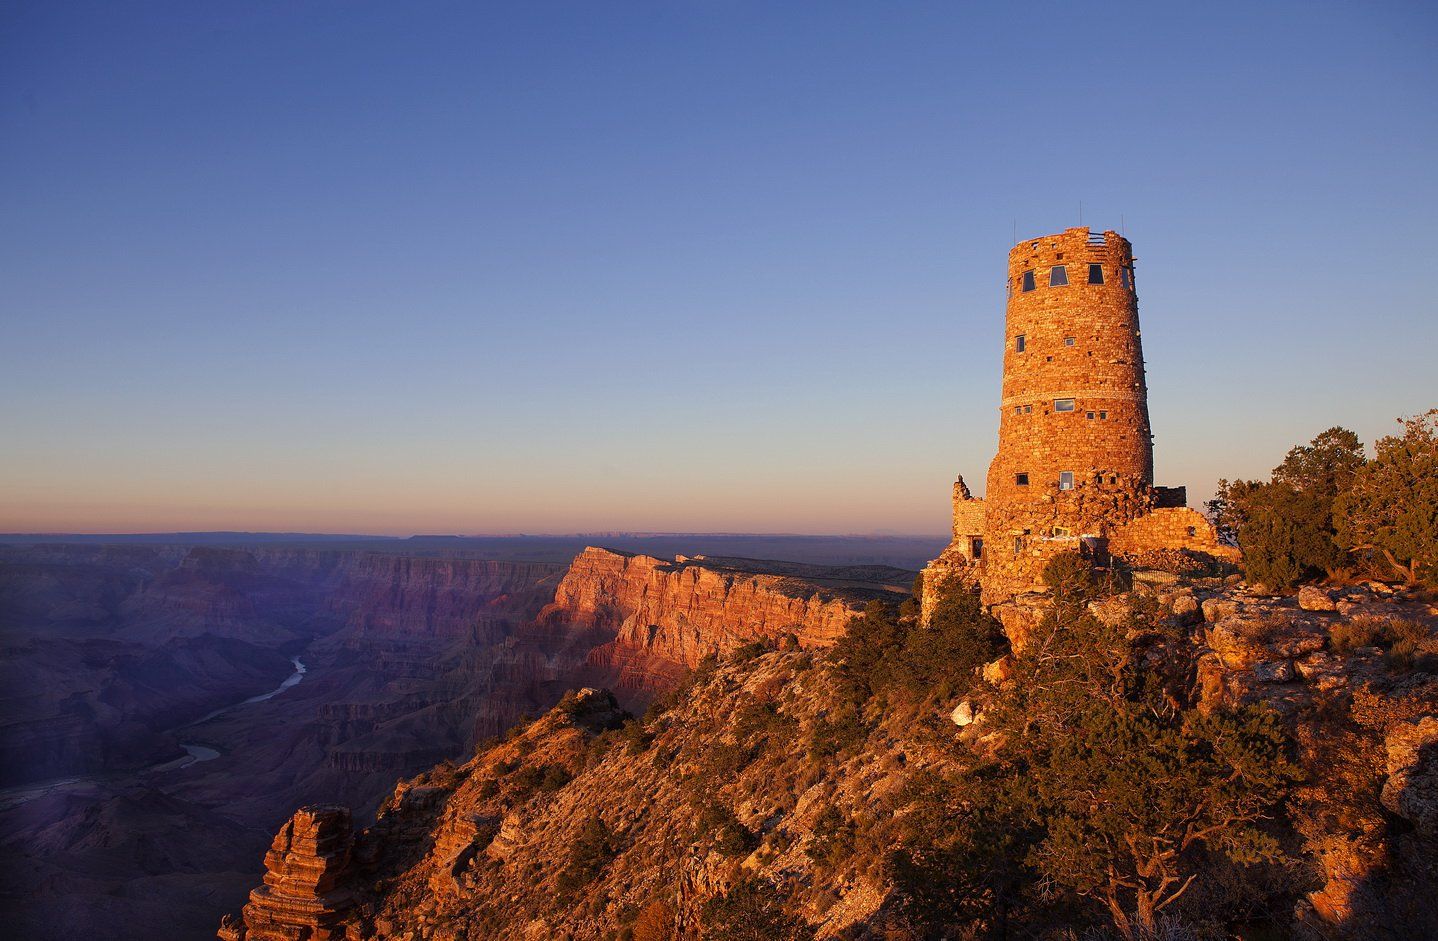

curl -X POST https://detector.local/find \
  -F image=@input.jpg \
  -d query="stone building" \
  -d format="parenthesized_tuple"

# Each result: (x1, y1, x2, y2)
(922, 227, 1235, 621)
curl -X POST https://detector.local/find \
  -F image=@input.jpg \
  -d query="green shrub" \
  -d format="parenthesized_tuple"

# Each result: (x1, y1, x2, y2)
(806, 805, 856, 868)
(693, 802, 754, 857)
(557, 813, 615, 894)
(701, 877, 815, 941)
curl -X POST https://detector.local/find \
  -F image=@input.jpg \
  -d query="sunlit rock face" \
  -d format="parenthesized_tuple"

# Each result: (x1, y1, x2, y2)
(541, 546, 911, 697)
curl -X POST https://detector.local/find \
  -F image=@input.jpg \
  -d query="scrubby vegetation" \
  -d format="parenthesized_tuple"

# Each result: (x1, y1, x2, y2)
(841, 559, 1301, 940)
(1210, 412, 1437, 589)
(346, 545, 1434, 941)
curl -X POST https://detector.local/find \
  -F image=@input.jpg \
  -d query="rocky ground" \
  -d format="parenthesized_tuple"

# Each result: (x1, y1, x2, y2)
(219, 568, 1438, 940)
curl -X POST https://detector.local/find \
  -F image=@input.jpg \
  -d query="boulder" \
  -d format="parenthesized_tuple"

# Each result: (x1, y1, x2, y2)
(1298, 586, 1338, 612)
(1381, 717, 1438, 838)
(1253, 660, 1296, 684)
(950, 701, 975, 727)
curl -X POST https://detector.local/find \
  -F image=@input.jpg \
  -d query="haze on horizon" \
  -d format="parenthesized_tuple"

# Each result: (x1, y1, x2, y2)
(3, 2, 1435, 538)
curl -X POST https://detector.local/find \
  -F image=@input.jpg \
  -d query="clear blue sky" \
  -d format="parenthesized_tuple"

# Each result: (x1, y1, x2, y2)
(2, 1, 1435, 535)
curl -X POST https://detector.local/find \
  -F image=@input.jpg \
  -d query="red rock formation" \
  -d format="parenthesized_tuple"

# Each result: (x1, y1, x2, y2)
(540, 547, 901, 694)
(221, 806, 356, 941)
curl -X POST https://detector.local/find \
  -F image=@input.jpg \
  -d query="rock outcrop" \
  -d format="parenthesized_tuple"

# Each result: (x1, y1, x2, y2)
(219, 806, 355, 941)
(220, 571, 1437, 941)
(542, 547, 913, 696)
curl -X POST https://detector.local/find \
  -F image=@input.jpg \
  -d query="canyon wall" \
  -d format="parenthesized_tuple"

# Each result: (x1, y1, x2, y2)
(1, 539, 914, 941)
(539, 547, 913, 696)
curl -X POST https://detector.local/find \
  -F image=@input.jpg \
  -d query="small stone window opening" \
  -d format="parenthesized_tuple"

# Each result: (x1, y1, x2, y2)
(1049, 265, 1069, 287)
(1064, 336, 1075, 347)
(1099, 410, 1108, 420)
(1014, 536, 1024, 555)
(1015, 473, 1029, 486)
(1059, 471, 1075, 491)
(1053, 526, 1070, 537)
(1108, 475, 1117, 484)
(1022, 271, 1036, 292)
(1186, 526, 1197, 537)
(972, 538, 983, 559)
(1088, 263, 1104, 284)
(1086, 411, 1095, 419)
(1023, 404, 1032, 413)
(1120, 266, 1132, 289)
(1015, 334, 1026, 352)
(1054, 398, 1076, 412)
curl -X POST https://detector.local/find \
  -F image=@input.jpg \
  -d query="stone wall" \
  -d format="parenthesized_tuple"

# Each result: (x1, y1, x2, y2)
(1109, 506, 1240, 562)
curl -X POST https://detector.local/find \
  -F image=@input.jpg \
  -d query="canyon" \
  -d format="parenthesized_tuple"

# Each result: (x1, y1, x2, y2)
(217, 566, 1438, 941)
(0, 536, 923, 940)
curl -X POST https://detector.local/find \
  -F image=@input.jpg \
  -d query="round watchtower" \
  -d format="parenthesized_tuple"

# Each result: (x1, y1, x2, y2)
(986, 227, 1152, 503)
(981, 227, 1154, 598)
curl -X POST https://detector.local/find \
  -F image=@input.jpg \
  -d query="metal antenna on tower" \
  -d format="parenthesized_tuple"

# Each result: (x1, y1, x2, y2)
(1079, 201, 1083, 226)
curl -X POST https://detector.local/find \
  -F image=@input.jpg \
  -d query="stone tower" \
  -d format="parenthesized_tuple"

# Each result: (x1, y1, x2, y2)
(921, 226, 1236, 618)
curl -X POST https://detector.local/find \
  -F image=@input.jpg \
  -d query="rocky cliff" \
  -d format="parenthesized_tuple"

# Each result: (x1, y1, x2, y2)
(220, 569, 1437, 941)
(1, 541, 913, 941)
(542, 547, 912, 696)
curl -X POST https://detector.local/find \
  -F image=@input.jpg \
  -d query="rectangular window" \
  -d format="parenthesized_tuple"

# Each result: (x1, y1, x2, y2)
(1088, 263, 1104, 284)
(1014, 536, 1024, 555)
(1086, 411, 1095, 419)
(1120, 266, 1132, 289)
(1049, 265, 1069, 286)
(1022, 271, 1036, 292)
(1059, 471, 1075, 491)
(1015, 473, 1029, 486)
(1099, 410, 1107, 420)
(1014, 405, 1022, 414)
(1064, 336, 1075, 347)
(1054, 398, 1076, 412)
(1023, 404, 1032, 413)
(1015, 334, 1026, 352)
(1053, 527, 1070, 537)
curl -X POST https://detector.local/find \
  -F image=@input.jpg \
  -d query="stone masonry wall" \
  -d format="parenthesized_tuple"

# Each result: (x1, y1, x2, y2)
(1108, 507, 1240, 561)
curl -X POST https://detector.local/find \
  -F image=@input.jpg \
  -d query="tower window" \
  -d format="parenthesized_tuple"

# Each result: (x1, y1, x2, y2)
(1059, 471, 1075, 491)
(1015, 473, 1029, 486)
(1049, 265, 1069, 287)
(1120, 266, 1132, 289)
(1013, 536, 1024, 555)
(1053, 526, 1070, 537)
(1186, 526, 1197, 537)
(1021, 271, 1036, 292)
(1086, 411, 1095, 419)
(1054, 398, 1076, 412)
(1099, 410, 1108, 420)
(1015, 334, 1026, 352)
(1064, 336, 1075, 347)
(1023, 404, 1032, 413)
(1088, 263, 1104, 284)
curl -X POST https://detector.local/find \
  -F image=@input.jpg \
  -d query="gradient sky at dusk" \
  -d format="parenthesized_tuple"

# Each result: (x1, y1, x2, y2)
(3, 1, 1435, 535)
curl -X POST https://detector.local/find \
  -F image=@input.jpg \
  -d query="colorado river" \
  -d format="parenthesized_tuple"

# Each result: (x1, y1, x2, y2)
(0, 657, 307, 809)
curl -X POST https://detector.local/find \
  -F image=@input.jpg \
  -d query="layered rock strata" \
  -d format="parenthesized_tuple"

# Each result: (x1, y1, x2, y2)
(219, 806, 355, 941)
(542, 547, 912, 695)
